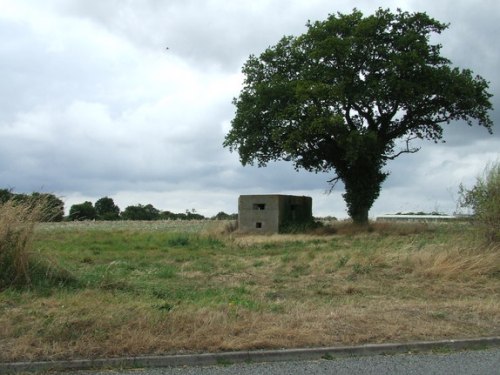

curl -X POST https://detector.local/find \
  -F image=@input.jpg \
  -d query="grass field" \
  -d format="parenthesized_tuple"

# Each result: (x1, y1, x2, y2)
(0, 220, 499, 362)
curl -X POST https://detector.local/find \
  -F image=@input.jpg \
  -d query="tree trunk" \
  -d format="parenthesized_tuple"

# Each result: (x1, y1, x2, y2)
(340, 161, 387, 225)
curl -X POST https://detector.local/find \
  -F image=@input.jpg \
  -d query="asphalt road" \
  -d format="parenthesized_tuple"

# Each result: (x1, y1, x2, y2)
(66, 348, 500, 375)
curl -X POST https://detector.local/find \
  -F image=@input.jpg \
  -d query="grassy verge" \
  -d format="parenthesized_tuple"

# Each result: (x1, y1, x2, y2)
(1, 221, 498, 361)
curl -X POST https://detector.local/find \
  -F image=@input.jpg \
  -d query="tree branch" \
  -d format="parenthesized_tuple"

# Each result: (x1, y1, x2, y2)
(326, 175, 342, 194)
(351, 102, 377, 130)
(343, 102, 357, 131)
(385, 135, 420, 160)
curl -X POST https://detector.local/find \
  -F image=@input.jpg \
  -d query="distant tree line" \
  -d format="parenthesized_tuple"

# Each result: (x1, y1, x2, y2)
(69, 198, 238, 221)
(0, 189, 237, 221)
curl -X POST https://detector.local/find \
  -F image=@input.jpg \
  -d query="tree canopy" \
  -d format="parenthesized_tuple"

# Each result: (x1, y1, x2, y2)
(121, 204, 160, 221)
(95, 196, 120, 221)
(223, 8, 493, 223)
(69, 201, 97, 221)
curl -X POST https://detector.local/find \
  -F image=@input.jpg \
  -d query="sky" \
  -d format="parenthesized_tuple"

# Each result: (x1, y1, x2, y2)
(0, 0, 499, 219)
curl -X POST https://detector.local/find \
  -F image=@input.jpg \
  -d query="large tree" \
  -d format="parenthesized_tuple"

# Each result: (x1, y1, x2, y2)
(69, 201, 97, 221)
(223, 8, 493, 224)
(121, 204, 160, 221)
(95, 196, 120, 221)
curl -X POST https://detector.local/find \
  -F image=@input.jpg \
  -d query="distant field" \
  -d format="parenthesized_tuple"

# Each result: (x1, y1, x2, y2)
(36, 219, 217, 232)
(1, 220, 499, 362)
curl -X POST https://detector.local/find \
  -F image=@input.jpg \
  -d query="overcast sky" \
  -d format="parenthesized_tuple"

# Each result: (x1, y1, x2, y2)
(1, 0, 499, 218)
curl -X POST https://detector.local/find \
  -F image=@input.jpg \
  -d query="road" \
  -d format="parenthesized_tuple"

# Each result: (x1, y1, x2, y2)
(66, 348, 499, 375)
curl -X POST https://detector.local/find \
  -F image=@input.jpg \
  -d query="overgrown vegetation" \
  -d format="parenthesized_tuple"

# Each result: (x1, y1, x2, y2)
(0, 198, 74, 291)
(0, 189, 64, 222)
(1, 220, 498, 362)
(459, 161, 500, 242)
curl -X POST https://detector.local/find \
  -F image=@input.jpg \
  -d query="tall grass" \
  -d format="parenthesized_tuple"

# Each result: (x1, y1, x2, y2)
(0, 200, 41, 288)
(0, 198, 73, 290)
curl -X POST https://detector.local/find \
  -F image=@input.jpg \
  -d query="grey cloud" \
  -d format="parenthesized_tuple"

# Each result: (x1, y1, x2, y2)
(56, 0, 391, 71)
(1, 1, 499, 218)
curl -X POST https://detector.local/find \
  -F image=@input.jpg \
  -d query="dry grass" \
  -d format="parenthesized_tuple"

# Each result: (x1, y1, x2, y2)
(0, 221, 499, 362)
(0, 199, 75, 291)
(0, 200, 43, 289)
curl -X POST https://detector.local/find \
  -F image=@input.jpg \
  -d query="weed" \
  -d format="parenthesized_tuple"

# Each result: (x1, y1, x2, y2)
(156, 265, 178, 279)
(216, 357, 233, 366)
(269, 303, 285, 313)
(273, 276, 285, 284)
(203, 236, 225, 249)
(351, 263, 372, 275)
(281, 252, 298, 263)
(166, 234, 190, 247)
(155, 302, 175, 312)
(252, 260, 265, 267)
(290, 264, 311, 277)
(429, 311, 447, 320)
(336, 255, 349, 269)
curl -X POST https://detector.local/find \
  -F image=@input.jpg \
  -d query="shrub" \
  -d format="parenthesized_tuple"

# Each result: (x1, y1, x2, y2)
(459, 161, 500, 242)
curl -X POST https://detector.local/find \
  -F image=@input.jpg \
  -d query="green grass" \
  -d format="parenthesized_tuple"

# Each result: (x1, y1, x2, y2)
(0, 220, 498, 362)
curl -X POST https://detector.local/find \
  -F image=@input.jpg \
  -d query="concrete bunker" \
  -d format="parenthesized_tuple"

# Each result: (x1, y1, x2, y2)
(238, 194, 313, 233)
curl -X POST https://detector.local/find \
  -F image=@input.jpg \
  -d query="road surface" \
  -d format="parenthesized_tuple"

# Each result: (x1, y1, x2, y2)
(65, 348, 499, 375)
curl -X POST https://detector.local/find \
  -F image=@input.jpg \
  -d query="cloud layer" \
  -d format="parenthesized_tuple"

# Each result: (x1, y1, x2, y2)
(1, 0, 498, 218)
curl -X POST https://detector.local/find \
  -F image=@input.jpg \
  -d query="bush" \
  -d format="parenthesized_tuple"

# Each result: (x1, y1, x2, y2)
(459, 161, 500, 242)
(0, 198, 75, 290)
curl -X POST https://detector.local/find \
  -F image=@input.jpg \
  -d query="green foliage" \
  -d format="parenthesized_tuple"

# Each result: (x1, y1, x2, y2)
(69, 201, 97, 221)
(67, 197, 208, 222)
(121, 204, 160, 221)
(95, 197, 120, 221)
(459, 161, 500, 242)
(224, 8, 493, 224)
